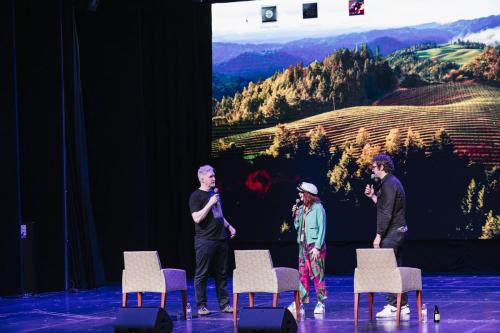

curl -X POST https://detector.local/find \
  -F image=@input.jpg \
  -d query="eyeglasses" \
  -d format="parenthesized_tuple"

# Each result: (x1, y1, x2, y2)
(370, 164, 378, 170)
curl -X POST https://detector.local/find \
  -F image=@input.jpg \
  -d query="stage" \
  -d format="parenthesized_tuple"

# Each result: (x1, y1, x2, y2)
(1, 275, 499, 333)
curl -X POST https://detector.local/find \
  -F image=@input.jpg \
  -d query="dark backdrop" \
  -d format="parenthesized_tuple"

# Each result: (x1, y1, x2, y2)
(1, 0, 499, 295)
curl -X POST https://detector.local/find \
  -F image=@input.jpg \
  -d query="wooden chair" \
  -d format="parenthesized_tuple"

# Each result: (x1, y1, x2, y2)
(232, 250, 301, 323)
(354, 248, 422, 326)
(122, 251, 187, 319)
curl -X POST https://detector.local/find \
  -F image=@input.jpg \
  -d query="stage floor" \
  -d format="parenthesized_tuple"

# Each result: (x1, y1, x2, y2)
(1, 275, 499, 333)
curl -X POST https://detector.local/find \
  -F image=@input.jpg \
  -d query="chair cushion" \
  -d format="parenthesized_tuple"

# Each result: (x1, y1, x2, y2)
(398, 267, 422, 292)
(162, 269, 187, 291)
(274, 267, 300, 292)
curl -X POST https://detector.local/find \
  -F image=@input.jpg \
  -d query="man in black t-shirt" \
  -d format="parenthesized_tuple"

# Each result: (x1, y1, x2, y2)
(189, 165, 236, 316)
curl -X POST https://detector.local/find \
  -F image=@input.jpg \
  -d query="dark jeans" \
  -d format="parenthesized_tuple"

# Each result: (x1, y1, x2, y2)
(380, 229, 408, 307)
(194, 239, 230, 309)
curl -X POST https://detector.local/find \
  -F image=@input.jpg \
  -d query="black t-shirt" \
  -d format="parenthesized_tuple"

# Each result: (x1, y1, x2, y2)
(189, 188, 227, 240)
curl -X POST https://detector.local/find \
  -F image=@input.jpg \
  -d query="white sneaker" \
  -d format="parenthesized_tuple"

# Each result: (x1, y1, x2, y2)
(287, 301, 296, 313)
(376, 304, 410, 318)
(313, 302, 325, 314)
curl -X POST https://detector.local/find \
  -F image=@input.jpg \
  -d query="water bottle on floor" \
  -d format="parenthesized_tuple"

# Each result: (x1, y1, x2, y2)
(299, 304, 305, 321)
(422, 303, 427, 322)
(186, 302, 192, 320)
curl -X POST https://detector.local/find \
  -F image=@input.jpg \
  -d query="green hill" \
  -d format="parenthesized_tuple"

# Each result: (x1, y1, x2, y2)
(416, 44, 482, 65)
(212, 83, 500, 167)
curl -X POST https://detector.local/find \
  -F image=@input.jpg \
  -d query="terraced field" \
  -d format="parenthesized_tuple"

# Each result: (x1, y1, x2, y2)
(212, 83, 500, 167)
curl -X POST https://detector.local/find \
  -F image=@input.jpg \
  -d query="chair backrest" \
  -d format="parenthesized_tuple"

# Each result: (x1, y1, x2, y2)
(356, 248, 397, 269)
(124, 251, 162, 273)
(122, 251, 165, 293)
(234, 250, 274, 274)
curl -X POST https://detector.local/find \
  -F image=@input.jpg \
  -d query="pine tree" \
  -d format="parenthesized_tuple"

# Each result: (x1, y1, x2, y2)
(306, 125, 331, 157)
(404, 127, 424, 153)
(385, 128, 402, 155)
(460, 178, 487, 238)
(266, 124, 298, 158)
(357, 143, 381, 172)
(430, 128, 454, 154)
(355, 127, 371, 148)
(461, 179, 477, 215)
(480, 210, 500, 239)
(328, 144, 356, 195)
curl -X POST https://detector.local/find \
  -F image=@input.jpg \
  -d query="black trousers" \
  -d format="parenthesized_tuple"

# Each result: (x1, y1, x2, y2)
(380, 229, 408, 307)
(194, 239, 230, 309)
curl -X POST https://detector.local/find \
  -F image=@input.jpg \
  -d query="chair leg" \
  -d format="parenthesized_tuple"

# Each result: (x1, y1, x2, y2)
(294, 290, 301, 321)
(272, 293, 279, 307)
(122, 293, 128, 307)
(396, 293, 402, 326)
(249, 292, 255, 307)
(416, 290, 423, 322)
(354, 293, 359, 324)
(137, 292, 143, 307)
(160, 292, 166, 309)
(368, 292, 373, 320)
(233, 293, 239, 324)
(181, 290, 187, 319)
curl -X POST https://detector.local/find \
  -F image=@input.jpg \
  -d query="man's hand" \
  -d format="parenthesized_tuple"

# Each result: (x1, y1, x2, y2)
(373, 234, 381, 248)
(228, 225, 237, 239)
(208, 194, 219, 207)
(364, 184, 374, 198)
(310, 247, 320, 261)
(291, 204, 298, 217)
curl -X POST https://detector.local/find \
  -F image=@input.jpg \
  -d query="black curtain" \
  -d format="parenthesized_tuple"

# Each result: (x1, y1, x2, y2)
(141, 0, 212, 276)
(64, 3, 105, 289)
(0, 0, 23, 295)
(0, 0, 108, 293)
(76, 0, 212, 281)
(2, 0, 212, 292)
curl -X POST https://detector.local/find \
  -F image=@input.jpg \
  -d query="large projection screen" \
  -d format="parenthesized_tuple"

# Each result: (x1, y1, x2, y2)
(211, 0, 500, 242)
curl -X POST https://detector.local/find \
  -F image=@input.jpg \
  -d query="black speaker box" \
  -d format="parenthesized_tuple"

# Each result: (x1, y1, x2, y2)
(113, 307, 173, 333)
(238, 307, 297, 333)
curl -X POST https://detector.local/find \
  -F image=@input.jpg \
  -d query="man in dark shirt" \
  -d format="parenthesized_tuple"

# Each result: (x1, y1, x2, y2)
(364, 154, 409, 318)
(189, 165, 236, 316)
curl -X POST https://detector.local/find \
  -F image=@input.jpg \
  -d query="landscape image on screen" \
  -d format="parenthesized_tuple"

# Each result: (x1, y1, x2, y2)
(211, 0, 500, 242)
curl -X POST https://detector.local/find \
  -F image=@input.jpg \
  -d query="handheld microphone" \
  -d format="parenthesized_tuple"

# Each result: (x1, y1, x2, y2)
(212, 187, 223, 218)
(292, 199, 300, 217)
(370, 174, 379, 186)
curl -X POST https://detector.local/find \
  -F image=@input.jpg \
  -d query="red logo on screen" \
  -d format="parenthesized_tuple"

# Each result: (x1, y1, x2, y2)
(245, 170, 272, 194)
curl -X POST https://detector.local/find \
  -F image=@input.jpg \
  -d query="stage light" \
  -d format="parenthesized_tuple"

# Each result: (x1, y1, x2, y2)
(261, 6, 277, 23)
(303, 3, 318, 19)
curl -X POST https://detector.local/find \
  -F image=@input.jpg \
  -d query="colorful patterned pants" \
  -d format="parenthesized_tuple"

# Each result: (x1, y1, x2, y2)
(298, 242, 327, 304)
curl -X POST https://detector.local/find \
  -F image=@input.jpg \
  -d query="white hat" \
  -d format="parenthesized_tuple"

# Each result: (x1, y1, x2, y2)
(297, 182, 318, 195)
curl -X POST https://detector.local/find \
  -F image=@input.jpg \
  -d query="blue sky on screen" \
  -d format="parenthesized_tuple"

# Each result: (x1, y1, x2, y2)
(212, 0, 500, 43)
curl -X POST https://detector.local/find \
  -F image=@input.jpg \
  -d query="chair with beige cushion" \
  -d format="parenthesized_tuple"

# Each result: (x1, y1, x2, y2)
(232, 250, 301, 323)
(122, 251, 187, 318)
(354, 248, 422, 325)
